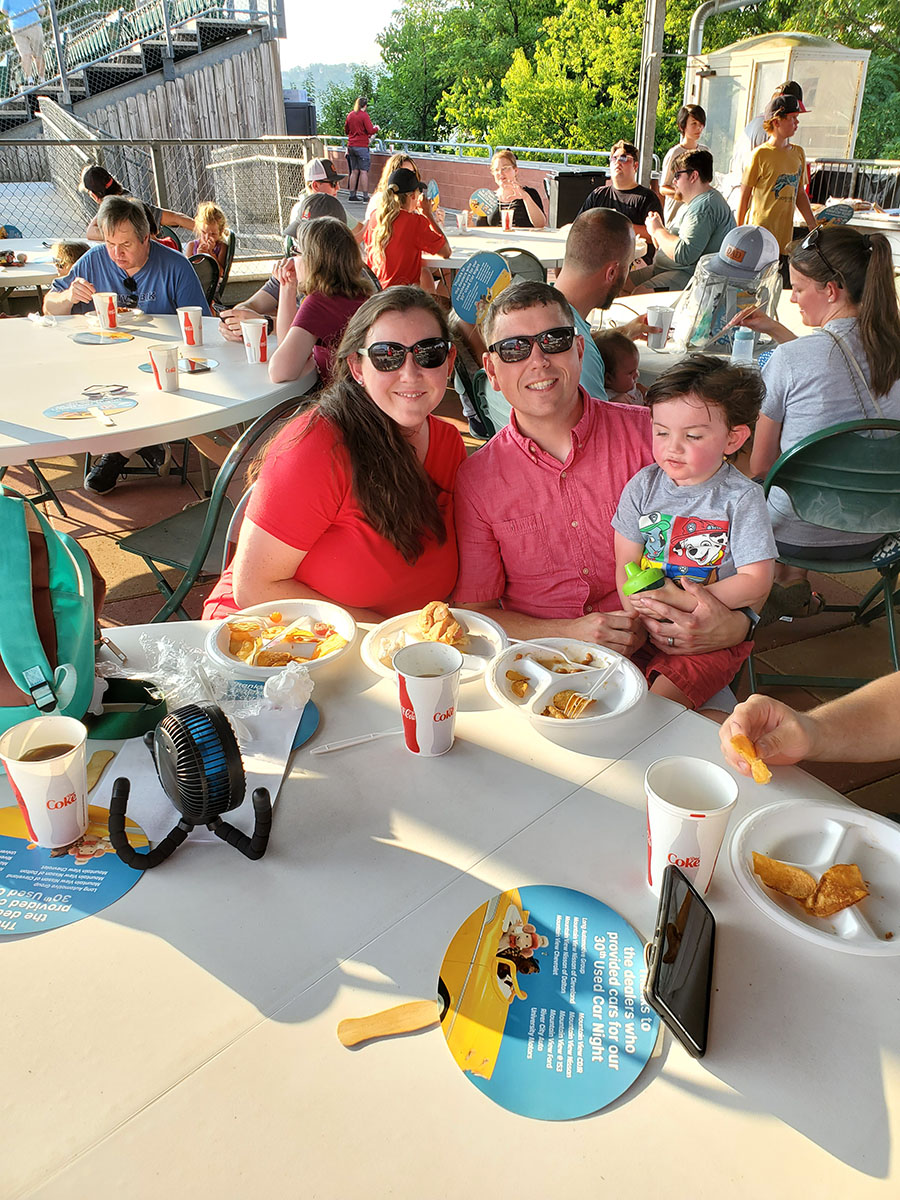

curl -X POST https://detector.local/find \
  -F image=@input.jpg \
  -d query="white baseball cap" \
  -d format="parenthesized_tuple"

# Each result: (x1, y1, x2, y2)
(711, 226, 780, 276)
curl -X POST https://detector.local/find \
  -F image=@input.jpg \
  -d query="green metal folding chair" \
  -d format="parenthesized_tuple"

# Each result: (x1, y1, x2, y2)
(749, 418, 900, 692)
(117, 396, 302, 622)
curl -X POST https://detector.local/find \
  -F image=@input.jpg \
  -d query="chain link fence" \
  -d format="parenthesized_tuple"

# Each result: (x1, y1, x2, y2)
(0, 123, 319, 257)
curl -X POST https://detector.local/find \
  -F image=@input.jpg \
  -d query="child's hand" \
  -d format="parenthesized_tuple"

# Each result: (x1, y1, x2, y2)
(638, 578, 698, 615)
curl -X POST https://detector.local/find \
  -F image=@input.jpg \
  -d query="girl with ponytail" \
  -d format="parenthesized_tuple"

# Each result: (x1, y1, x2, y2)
(365, 167, 449, 289)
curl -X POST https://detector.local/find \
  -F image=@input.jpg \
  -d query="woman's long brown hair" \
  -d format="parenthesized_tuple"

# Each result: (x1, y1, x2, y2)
(251, 288, 453, 564)
(789, 225, 900, 397)
(295, 216, 373, 299)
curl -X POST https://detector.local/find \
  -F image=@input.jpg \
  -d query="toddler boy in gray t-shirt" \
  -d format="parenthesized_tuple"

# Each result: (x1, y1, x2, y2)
(612, 356, 776, 709)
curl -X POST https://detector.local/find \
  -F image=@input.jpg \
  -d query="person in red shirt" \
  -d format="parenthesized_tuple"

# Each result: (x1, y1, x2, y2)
(202, 287, 465, 622)
(365, 168, 450, 289)
(344, 97, 379, 202)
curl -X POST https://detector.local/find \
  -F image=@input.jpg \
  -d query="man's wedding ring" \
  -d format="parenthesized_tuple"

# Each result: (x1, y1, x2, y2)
(667, 636, 675, 647)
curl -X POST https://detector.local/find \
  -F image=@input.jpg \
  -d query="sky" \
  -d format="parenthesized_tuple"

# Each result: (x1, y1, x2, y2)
(280, 0, 400, 68)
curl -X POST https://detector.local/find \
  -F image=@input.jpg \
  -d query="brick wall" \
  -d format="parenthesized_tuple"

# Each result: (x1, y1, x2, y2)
(326, 147, 560, 216)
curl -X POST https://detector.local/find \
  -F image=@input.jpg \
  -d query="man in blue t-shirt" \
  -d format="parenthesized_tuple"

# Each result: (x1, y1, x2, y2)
(46, 195, 209, 318)
(45, 195, 211, 493)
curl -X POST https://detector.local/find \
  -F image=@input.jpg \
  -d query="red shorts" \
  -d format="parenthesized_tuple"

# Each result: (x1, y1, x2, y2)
(633, 640, 753, 709)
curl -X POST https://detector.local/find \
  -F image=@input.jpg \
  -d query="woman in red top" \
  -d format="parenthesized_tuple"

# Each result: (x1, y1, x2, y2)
(202, 287, 466, 622)
(268, 216, 373, 387)
(344, 96, 379, 202)
(365, 168, 450, 290)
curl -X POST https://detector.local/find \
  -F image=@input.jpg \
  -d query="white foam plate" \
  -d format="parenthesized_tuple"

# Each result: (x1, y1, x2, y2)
(485, 638, 646, 729)
(205, 598, 357, 680)
(360, 607, 507, 683)
(729, 800, 900, 956)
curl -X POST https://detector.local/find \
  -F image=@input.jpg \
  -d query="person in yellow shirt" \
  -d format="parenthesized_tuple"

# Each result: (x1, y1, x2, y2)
(737, 94, 817, 283)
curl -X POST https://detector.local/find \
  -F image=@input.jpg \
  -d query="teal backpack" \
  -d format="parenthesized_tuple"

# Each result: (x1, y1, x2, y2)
(0, 491, 103, 736)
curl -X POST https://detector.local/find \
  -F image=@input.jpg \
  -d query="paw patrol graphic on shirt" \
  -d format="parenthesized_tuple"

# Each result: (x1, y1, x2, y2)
(638, 511, 729, 583)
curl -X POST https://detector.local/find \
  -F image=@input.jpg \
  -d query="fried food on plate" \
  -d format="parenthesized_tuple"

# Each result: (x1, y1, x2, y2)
(225, 611, 347, 666)
(418, 601, 466, 646)
(752, 852, 816, 900)
(806, 863, 869, 917)
(505, 669, 530, 699)
(730, 733, 773, 784)
(86, 749, 116, 793)
(541, 689, 595, 720)
(752, 852, 869, 917)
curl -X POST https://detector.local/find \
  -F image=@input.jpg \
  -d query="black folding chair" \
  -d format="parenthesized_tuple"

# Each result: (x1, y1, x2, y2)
(189, 253, 220, 307)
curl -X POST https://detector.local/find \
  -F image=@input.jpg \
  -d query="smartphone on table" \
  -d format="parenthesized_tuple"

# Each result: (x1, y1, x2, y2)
(643, 865, 716, 1058)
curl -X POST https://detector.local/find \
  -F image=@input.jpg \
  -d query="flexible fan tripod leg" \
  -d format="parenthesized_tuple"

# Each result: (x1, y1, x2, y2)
(208, 788, 272, 860)
(108, 778, 191, 869)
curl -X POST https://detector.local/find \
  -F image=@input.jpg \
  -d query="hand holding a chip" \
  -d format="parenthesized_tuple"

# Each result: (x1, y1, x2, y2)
(720, 694, 820, 776)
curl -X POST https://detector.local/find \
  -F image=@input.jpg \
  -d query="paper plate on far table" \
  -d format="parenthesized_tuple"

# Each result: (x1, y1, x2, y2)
(361, 607, 507, 683)
(70, 330, 134, 345)
(729, 800, 900, 956)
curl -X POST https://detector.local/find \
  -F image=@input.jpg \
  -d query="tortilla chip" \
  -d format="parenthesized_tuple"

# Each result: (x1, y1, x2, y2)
(731, 733, 773, 784)
(314, 631, 348, 659)
(86, 749, 115, 793)
(805, 863, 869, 917)
(752, 851, 816, 900)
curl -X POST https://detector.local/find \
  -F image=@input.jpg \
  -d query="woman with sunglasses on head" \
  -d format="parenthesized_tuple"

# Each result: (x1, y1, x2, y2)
(484, 150, 546, 230)
(365, 168, 450, 290)
(268, 217, 373, 387)
(733, 224, 900, 614)
(202, 287, 465, 622)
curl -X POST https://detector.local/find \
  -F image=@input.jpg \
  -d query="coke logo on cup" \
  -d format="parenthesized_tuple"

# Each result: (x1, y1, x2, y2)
(48, 792, 77, 811)
(434, 707, 454, 722)
(668, 853, 700, 869)
(400, 705, 415, 721)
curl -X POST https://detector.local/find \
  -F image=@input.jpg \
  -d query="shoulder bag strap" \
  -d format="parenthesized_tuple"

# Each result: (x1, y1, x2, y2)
(823, 327, 885, 419)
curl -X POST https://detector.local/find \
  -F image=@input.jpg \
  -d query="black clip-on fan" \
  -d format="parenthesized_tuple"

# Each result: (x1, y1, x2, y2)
(108, 703, 272, 869)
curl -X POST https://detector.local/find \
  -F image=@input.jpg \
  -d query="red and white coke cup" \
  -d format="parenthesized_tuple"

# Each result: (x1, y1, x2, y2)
(177, 306, 204, 346)
(644, 756, 738, 896)
(393, 642, 463, 757)
(92, 292, 118, 330)
(241, 318, 268, 364)
(501, 207, 514, 232)
(0, 716, 89, 848)
(148, 343, 179, 392)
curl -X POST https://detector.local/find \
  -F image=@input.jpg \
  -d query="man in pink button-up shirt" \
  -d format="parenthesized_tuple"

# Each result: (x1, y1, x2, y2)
(454, 280, 755, 668)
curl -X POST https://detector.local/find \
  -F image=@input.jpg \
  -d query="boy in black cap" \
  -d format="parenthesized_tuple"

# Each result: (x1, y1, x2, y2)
(737, 93, 817, 281)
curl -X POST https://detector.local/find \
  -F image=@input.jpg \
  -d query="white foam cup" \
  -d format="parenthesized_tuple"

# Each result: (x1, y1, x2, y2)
(393, 642, 463, 757)
(148, 343, 179, 392)
(241, 318, 268, 364)
(177, 306, 204, 347)
(644, 755, 738, 895)
(457, 210, 469, 232)
(0, 716, 89, 848)
(646, 305, 675, 351)
(92, 292, 118, 330)
(501, 207, 514, 232)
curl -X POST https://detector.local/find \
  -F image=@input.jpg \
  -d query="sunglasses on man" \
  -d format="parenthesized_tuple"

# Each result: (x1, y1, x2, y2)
(121, 274, 139, 309)
(358, 338, 452, 372)
(487, 326, 576, 363)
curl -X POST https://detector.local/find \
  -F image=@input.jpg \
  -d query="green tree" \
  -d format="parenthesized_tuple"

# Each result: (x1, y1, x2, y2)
(437, 0, 561, 140)
(319, 67, 380, 137)
(375, 0, 455, 141)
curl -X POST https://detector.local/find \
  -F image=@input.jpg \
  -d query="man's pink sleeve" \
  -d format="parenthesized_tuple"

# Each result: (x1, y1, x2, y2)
(453, 476, 506, 603)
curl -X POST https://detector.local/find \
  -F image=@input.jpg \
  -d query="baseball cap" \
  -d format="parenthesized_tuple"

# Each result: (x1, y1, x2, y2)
(388, 167, 426, 195)
(711, 226, 780, 276)
(777, 80, 808, 112)
(282, 192, 348, 237)
(305, 157, 346, 184)
(764, 94, 802, 121)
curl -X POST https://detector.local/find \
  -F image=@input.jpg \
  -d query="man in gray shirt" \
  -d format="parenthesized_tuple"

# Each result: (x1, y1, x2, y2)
(643, 150, 735, 290)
